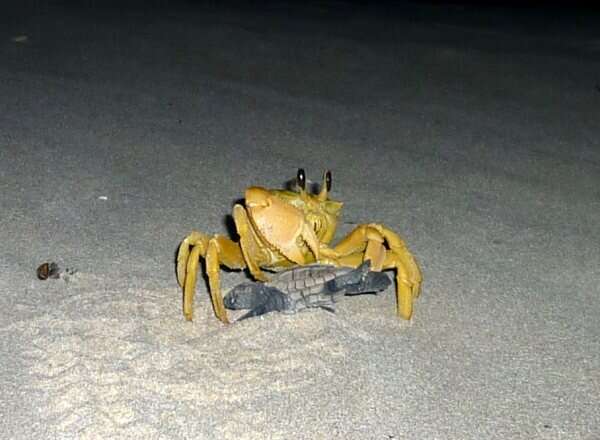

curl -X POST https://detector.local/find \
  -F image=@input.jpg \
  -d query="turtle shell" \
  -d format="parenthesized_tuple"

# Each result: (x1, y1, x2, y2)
(266, 264, 362, 296)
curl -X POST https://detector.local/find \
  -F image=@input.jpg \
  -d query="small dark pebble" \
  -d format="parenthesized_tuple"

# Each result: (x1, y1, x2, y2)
(37, 262, 60, 280)
(36, 263, 49, 280)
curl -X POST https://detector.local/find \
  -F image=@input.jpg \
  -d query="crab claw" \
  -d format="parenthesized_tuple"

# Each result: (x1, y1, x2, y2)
(245, 186, 321, 264)
(245, 187, 272, 209)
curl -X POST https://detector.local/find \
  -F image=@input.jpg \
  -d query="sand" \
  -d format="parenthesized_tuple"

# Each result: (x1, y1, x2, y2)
(1, 1, 599, 438)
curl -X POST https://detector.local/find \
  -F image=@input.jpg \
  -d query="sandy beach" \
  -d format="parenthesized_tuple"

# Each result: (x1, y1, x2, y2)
(1, 1, 599, 438)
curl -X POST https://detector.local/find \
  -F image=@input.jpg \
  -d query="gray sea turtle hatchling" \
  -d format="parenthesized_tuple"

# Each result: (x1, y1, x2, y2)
(224, 260, 391, 320)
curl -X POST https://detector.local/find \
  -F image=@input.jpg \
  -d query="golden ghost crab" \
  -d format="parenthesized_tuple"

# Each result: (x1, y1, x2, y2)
(176, 169, 422, 324)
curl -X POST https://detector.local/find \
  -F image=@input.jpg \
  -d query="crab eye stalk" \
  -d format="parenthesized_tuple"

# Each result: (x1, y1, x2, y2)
(318, 170, 332, 200)
(297, 168, 306, 191)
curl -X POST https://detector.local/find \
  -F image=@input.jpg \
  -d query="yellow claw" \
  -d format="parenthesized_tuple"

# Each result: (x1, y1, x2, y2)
(245, 186, 321, 264)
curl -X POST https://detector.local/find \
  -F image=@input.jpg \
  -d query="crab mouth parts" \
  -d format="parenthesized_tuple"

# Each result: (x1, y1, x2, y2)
(307, 214, 326, 237)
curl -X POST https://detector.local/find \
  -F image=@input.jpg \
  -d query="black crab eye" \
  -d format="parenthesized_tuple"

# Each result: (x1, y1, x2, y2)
(325, 170, 332, 192)
(297, 168, 306, 190)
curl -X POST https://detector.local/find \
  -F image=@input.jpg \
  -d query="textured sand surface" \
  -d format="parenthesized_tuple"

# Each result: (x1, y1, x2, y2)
(1, 1, 599, 438)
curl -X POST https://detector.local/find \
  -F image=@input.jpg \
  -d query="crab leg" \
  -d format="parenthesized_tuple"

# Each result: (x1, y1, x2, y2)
(177, 231, 209, 288)
(332, 224, 422, 320)
(369, 224, 421, 295)
(233, 204, 270, 282)
(178, 231, 246, 322)
(205, 238, 229, 323)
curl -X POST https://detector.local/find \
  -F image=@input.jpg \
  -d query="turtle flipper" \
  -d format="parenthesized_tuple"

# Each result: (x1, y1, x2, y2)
(326, 260, 390, 295)
(330, 260, 372, 290)
(345, 271, 391, 294)
(237, 303, 274, 320)
(229, 287, 290, 320)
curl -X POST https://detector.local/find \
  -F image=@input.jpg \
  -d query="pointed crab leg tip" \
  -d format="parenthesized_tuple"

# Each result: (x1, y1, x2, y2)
(214, 307, 230, 324)
(398, 309, 413, 320)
